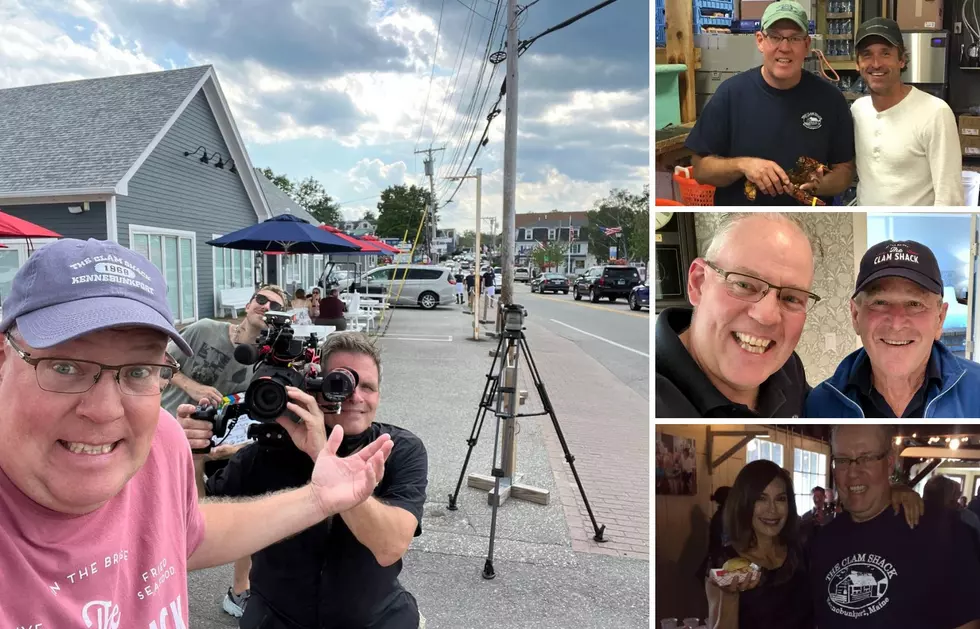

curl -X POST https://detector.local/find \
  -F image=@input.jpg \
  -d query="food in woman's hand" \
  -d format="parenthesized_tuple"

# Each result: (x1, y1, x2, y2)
(721, 557, 753, 573)
(710, 557, 761, 588)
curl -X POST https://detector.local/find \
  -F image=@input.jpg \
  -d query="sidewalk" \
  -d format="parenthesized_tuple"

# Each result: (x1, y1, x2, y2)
(186, 301, 649, 628)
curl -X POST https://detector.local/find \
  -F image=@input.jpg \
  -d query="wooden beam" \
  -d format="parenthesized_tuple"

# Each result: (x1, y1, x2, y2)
(655, 47, 702, 69)
(706, 427, 771, 475)
(664, 0, 697, 122)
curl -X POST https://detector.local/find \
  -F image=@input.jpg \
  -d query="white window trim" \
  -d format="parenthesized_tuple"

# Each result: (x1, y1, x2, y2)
(211, 233, 257, 314)
(548, 228, 556, 240)
(129, 224, 198, 324)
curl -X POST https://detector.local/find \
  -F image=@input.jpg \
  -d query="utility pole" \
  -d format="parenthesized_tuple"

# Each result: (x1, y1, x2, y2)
(500, 0, 519, 305)
(415, 146, 445, 262)
(482, 216, 498, 255)
(445, 168, 483, 340)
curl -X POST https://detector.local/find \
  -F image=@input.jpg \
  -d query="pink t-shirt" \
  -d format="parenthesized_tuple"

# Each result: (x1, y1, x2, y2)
(0, 409, 206, 628)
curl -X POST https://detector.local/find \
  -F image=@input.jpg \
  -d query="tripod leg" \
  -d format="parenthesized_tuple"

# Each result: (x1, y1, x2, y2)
(448, 379, 497, 510)
(483, 413, 504, 580)
(519, 337, 607, 542)
(448, 332, 507, 510)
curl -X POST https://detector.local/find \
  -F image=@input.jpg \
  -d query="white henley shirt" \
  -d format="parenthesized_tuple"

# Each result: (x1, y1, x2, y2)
(852, 86, 964, 206)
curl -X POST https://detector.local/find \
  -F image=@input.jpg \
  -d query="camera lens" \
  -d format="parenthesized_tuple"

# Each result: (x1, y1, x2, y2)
(246, 377, 288, 421)
(320, 367, 358, 403)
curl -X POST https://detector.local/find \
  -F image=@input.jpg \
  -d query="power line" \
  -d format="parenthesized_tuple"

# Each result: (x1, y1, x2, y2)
(432, 0, 481, 143)
(452, 0, 495, 20)
(439, 0, 621, 207)
(520, 0, 620, 53)
(415, 0, 448, 149)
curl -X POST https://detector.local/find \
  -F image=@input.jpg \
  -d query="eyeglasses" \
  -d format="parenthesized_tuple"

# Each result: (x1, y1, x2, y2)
(5, 336, 178, 396)
(763, 31, 809, 45)
(705, 261, 821, 313)
(832, 450, 890, 470)
(252, 294, 284, 311)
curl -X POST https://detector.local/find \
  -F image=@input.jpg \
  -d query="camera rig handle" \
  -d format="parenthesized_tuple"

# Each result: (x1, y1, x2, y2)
(190, 404, 218, 454)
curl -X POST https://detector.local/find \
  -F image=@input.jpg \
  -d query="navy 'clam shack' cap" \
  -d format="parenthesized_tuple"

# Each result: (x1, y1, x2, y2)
(0, 238, 193, 355)
(853, 240, 943, 298)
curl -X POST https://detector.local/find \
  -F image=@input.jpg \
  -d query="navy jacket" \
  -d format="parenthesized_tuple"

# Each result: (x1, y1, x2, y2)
(806, 341, 980, 418)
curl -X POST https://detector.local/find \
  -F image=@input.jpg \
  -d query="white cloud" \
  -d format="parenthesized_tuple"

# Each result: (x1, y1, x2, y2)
(346, 158, 407, 193)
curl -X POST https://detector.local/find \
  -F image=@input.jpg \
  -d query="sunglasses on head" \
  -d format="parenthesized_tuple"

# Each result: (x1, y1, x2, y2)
(253, 293, 283, 311)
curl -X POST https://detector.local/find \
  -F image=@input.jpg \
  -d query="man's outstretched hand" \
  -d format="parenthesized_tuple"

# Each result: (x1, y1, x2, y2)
(309, 424, 393, 517)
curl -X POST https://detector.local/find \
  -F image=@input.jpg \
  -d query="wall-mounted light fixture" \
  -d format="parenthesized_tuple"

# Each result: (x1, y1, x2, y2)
(183, 146, 211, 163)
(212, 152, 226, 169)
(226, 158, 238, 174)
(67, 201, 91, 215)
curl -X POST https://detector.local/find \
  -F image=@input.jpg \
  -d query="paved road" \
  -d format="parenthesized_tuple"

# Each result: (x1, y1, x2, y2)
(512, 282, 649, 400)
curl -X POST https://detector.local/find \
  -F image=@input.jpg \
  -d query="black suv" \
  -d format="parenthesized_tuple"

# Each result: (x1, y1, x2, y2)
(573, 265, 642, 303)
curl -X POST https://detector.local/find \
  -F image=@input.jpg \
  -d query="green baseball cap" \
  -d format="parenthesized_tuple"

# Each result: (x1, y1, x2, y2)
(761, 1, 809, 31)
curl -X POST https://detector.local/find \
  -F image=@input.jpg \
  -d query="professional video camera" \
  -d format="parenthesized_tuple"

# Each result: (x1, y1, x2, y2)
(190, 312, 359, 452)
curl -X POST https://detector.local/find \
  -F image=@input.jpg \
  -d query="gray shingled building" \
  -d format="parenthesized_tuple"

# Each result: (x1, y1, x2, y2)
(0, 65, 328, 320)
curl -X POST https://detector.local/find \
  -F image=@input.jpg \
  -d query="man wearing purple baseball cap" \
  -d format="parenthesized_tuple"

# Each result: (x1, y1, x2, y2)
(807, 239, 980, 417)
(0, 238, 393, 626)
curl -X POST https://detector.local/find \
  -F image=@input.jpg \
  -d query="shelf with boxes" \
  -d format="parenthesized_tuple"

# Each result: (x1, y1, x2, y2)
(656, 0, 666, 47)
(962, 115, 980, 159)
(695, 0, 735, 33)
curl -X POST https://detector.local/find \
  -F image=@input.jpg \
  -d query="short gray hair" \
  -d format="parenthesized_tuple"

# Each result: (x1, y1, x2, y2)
(830, 424, 897, 454)
(853, 280, 944, 308)
(703, 212, 823, 261)
(319, 332, 382, 385)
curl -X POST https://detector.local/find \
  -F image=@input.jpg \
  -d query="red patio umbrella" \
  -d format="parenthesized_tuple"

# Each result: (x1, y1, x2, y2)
(0, 208, 61, 254)
(320, 225, 384, 253)
(359, 234, 400, 253)
(0, 210, 62, 238)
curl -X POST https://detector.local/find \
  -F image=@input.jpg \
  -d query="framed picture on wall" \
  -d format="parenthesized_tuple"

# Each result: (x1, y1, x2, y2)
(656, 432, 697, 496)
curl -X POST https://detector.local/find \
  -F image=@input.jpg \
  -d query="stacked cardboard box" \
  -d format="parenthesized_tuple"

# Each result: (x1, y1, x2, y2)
(961, 115, 980, 157)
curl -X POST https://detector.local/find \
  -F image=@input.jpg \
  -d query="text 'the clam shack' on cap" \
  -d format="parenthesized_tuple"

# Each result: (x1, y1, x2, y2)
(853, 240, 943, 298)
(0, 238, 193, 355)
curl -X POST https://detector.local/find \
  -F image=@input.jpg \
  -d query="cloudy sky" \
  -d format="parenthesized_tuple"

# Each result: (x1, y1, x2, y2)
(0, 0, 649, 232)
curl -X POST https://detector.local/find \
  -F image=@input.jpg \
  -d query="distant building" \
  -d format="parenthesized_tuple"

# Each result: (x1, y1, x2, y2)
(434, 228, 458, 257)
(515, 211, 596, 273)
(339, 218, 376, 236)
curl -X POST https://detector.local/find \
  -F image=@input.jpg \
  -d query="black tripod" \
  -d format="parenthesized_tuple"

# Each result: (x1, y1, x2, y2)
(447, 304, 606, 579)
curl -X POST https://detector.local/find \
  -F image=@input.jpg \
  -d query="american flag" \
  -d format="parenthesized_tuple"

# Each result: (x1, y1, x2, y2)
(598, 225, 622, 237)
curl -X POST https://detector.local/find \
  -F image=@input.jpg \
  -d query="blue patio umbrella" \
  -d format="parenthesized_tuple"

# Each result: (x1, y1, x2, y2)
(207, 214, 361, 254)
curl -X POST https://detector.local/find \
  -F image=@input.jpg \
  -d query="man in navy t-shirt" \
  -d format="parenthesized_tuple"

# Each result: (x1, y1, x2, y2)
(809, 425, 980, 628)
(685, 0, 856, 205)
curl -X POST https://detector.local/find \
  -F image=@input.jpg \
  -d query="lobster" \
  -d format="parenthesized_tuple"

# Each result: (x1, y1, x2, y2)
(744, 156, 830, 206)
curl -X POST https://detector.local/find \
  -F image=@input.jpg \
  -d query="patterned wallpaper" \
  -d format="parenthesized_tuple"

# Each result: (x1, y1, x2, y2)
(692, 212, 856, 385)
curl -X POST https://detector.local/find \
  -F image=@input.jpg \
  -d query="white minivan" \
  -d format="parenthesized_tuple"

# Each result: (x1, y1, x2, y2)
(356, 264, 455, 309)
(514, 267, 530, 283)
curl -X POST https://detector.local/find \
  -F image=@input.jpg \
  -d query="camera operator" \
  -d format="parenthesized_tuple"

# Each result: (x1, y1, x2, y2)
(160, 283, 288, 617)
(180, 331, 429, 629)
(0, 238, 393, 627)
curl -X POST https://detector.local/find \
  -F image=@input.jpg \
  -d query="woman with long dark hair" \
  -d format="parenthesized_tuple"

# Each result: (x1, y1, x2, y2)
(706, 460, 813, 629)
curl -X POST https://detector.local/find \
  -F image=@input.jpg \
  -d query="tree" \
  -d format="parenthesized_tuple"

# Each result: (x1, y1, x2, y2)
(295, 176, 342, 226)
(458, 230, 496, 250)
(362, 210, 377, 222)
(259, 168, 341, 226)
(532, 240, 569, 272)
(375, 184, 432, 240)
(586, 186, 649, 264)
(260, 167, 294, 197)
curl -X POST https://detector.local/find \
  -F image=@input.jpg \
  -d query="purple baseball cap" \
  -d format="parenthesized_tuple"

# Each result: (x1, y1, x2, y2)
(0, 238, 193, 355)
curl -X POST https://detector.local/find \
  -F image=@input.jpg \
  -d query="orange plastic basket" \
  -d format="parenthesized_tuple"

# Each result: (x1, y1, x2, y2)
(672, 167, 716, 206)
(655, 198, 684, 206)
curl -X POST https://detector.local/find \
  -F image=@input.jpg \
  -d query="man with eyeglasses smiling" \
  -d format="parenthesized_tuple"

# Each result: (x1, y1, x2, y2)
(807, 240, 980, 417)
(0, 238, 393, 628)
(684, 0, 856, 205)
(808, 425, 980, 628)
(656, 213, 818, 417)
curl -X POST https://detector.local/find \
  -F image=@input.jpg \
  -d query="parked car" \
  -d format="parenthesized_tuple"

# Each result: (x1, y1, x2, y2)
(573, 265, 642, 303)
(514, 267, 530, 283)
(530, 273, 570, 294)
(354, 264, 454, 309)
(629, 282, 649, 311)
